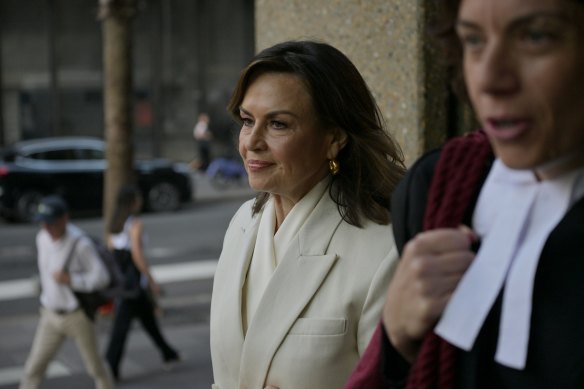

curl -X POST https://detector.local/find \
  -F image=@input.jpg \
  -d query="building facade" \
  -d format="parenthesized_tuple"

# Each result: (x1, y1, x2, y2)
(0, 0, 255, 161)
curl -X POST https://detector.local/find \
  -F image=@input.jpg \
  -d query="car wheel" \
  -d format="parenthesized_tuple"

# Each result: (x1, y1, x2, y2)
(15, 190, 44, 223)
(146, 182, 180, 212)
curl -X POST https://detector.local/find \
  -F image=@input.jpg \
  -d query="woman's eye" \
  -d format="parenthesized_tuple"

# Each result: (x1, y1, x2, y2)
(241, 117, 253, 127)
(459, 33, 485, 52)
(270, 120, 286, 130)
(520, 29, 556, 46)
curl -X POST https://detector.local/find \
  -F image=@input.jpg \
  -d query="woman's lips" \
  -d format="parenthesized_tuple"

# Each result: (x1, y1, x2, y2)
(247, 160, 273, 171)
(483, 118, 530, 141)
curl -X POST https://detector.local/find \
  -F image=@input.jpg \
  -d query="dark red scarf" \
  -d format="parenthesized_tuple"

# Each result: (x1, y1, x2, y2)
(345, 130, 493, 389)
(406, 130, 493, 389)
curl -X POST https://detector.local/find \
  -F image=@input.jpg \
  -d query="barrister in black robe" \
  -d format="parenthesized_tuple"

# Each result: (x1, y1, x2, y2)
(374, 0, 584, 388)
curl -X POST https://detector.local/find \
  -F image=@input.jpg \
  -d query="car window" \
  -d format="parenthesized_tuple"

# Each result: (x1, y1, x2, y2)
(28, 149, 77, 160)
(24, 147, 104, 161)
(76, 148, 104, 160)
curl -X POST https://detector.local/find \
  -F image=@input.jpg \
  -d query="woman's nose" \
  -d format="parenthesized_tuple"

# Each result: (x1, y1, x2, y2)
(474, 41, 519, 97)
(243, 124, 266, 151)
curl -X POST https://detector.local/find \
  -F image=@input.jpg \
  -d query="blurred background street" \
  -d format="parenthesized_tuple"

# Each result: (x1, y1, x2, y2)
(0, 3, 254, 386)
(0, 173, 255, 388)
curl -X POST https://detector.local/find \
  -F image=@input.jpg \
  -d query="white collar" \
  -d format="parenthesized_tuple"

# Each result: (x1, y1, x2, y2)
(435, 159, 584, 369)
(274, 177, 330, 263)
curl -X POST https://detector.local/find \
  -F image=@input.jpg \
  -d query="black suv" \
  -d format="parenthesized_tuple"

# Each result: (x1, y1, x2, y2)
(0, 137, 193, 222)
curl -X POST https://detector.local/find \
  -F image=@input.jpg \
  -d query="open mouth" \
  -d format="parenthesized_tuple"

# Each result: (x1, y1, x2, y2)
(484, 118, 530, 141)
(492, 119, 521, 128)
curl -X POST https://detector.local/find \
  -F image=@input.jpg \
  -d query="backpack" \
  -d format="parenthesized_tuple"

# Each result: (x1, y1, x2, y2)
(64, 235, 126, 320)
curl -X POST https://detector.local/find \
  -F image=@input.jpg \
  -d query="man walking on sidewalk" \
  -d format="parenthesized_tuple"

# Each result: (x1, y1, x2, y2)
(19, 195, 114, 389)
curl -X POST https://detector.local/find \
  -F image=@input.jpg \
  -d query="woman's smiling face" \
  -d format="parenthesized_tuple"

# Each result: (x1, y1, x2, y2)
(458, 0, 584, 171)
(238, 72, 344, 203)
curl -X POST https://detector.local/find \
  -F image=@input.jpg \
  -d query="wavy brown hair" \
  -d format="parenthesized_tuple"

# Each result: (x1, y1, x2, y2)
(227, 40, 406, 227)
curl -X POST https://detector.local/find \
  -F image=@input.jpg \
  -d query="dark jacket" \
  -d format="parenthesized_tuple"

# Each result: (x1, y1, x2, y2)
(384, 139, 584, 388)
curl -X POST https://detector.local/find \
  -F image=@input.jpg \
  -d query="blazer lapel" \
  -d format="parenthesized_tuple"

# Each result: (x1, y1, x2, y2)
(214, 212, 260, 378)
(239, 194, 342, 388)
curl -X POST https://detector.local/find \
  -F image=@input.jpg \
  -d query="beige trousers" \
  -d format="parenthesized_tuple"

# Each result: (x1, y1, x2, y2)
(19, 307, 113, 389)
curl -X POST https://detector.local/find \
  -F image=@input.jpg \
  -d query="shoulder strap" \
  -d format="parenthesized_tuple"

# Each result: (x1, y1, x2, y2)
(62, 236, 82, 272)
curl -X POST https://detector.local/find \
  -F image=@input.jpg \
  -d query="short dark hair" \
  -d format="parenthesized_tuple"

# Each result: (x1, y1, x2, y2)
(227, 40, 406, 227)
(430, 0, 467, 102)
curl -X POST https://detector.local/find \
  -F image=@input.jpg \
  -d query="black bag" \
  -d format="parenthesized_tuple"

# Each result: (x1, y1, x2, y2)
(112, 248, 142, 296)
(64, 236, 126, 320)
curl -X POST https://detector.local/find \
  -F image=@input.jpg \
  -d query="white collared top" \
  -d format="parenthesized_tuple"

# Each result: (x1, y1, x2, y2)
(242, 177, 330, 334)
(435, 159, 584, 369)
(37, 224, 109, 312)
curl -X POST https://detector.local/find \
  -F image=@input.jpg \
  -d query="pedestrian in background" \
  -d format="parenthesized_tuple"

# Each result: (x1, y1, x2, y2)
(210, 40, 406, 389)
(346, 0, 584, 387)
(20, 195, 113, 389)
(105, 185, 179, 381)
(193, 112, 213, 171)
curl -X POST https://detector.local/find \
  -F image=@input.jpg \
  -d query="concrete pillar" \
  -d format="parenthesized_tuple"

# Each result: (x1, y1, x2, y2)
(255, 0, 451, 165)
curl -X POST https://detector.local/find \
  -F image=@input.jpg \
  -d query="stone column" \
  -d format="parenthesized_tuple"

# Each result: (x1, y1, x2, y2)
(255, 0, 452, 165)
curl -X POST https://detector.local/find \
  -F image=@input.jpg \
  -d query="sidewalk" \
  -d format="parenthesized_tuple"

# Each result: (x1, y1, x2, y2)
(0, 281, 215, 389)
(0, 176, 254, 389)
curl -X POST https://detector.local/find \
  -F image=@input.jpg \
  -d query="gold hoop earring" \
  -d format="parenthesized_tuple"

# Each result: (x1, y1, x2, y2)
(329, 159, 340, 175)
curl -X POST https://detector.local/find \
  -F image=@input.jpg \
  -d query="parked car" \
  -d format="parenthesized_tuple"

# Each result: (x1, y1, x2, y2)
(0, 136, 193, 222)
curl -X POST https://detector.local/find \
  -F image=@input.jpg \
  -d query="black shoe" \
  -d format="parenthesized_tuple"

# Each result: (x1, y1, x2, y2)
(163, 353, 182, 371)
(106, 360, 119, 382)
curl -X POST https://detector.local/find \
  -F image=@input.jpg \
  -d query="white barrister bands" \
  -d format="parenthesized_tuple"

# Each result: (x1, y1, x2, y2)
(435, 159, 584, 370)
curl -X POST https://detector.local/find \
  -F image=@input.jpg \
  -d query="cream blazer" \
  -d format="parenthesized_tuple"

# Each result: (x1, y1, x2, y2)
(210, 194, 398, 389)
